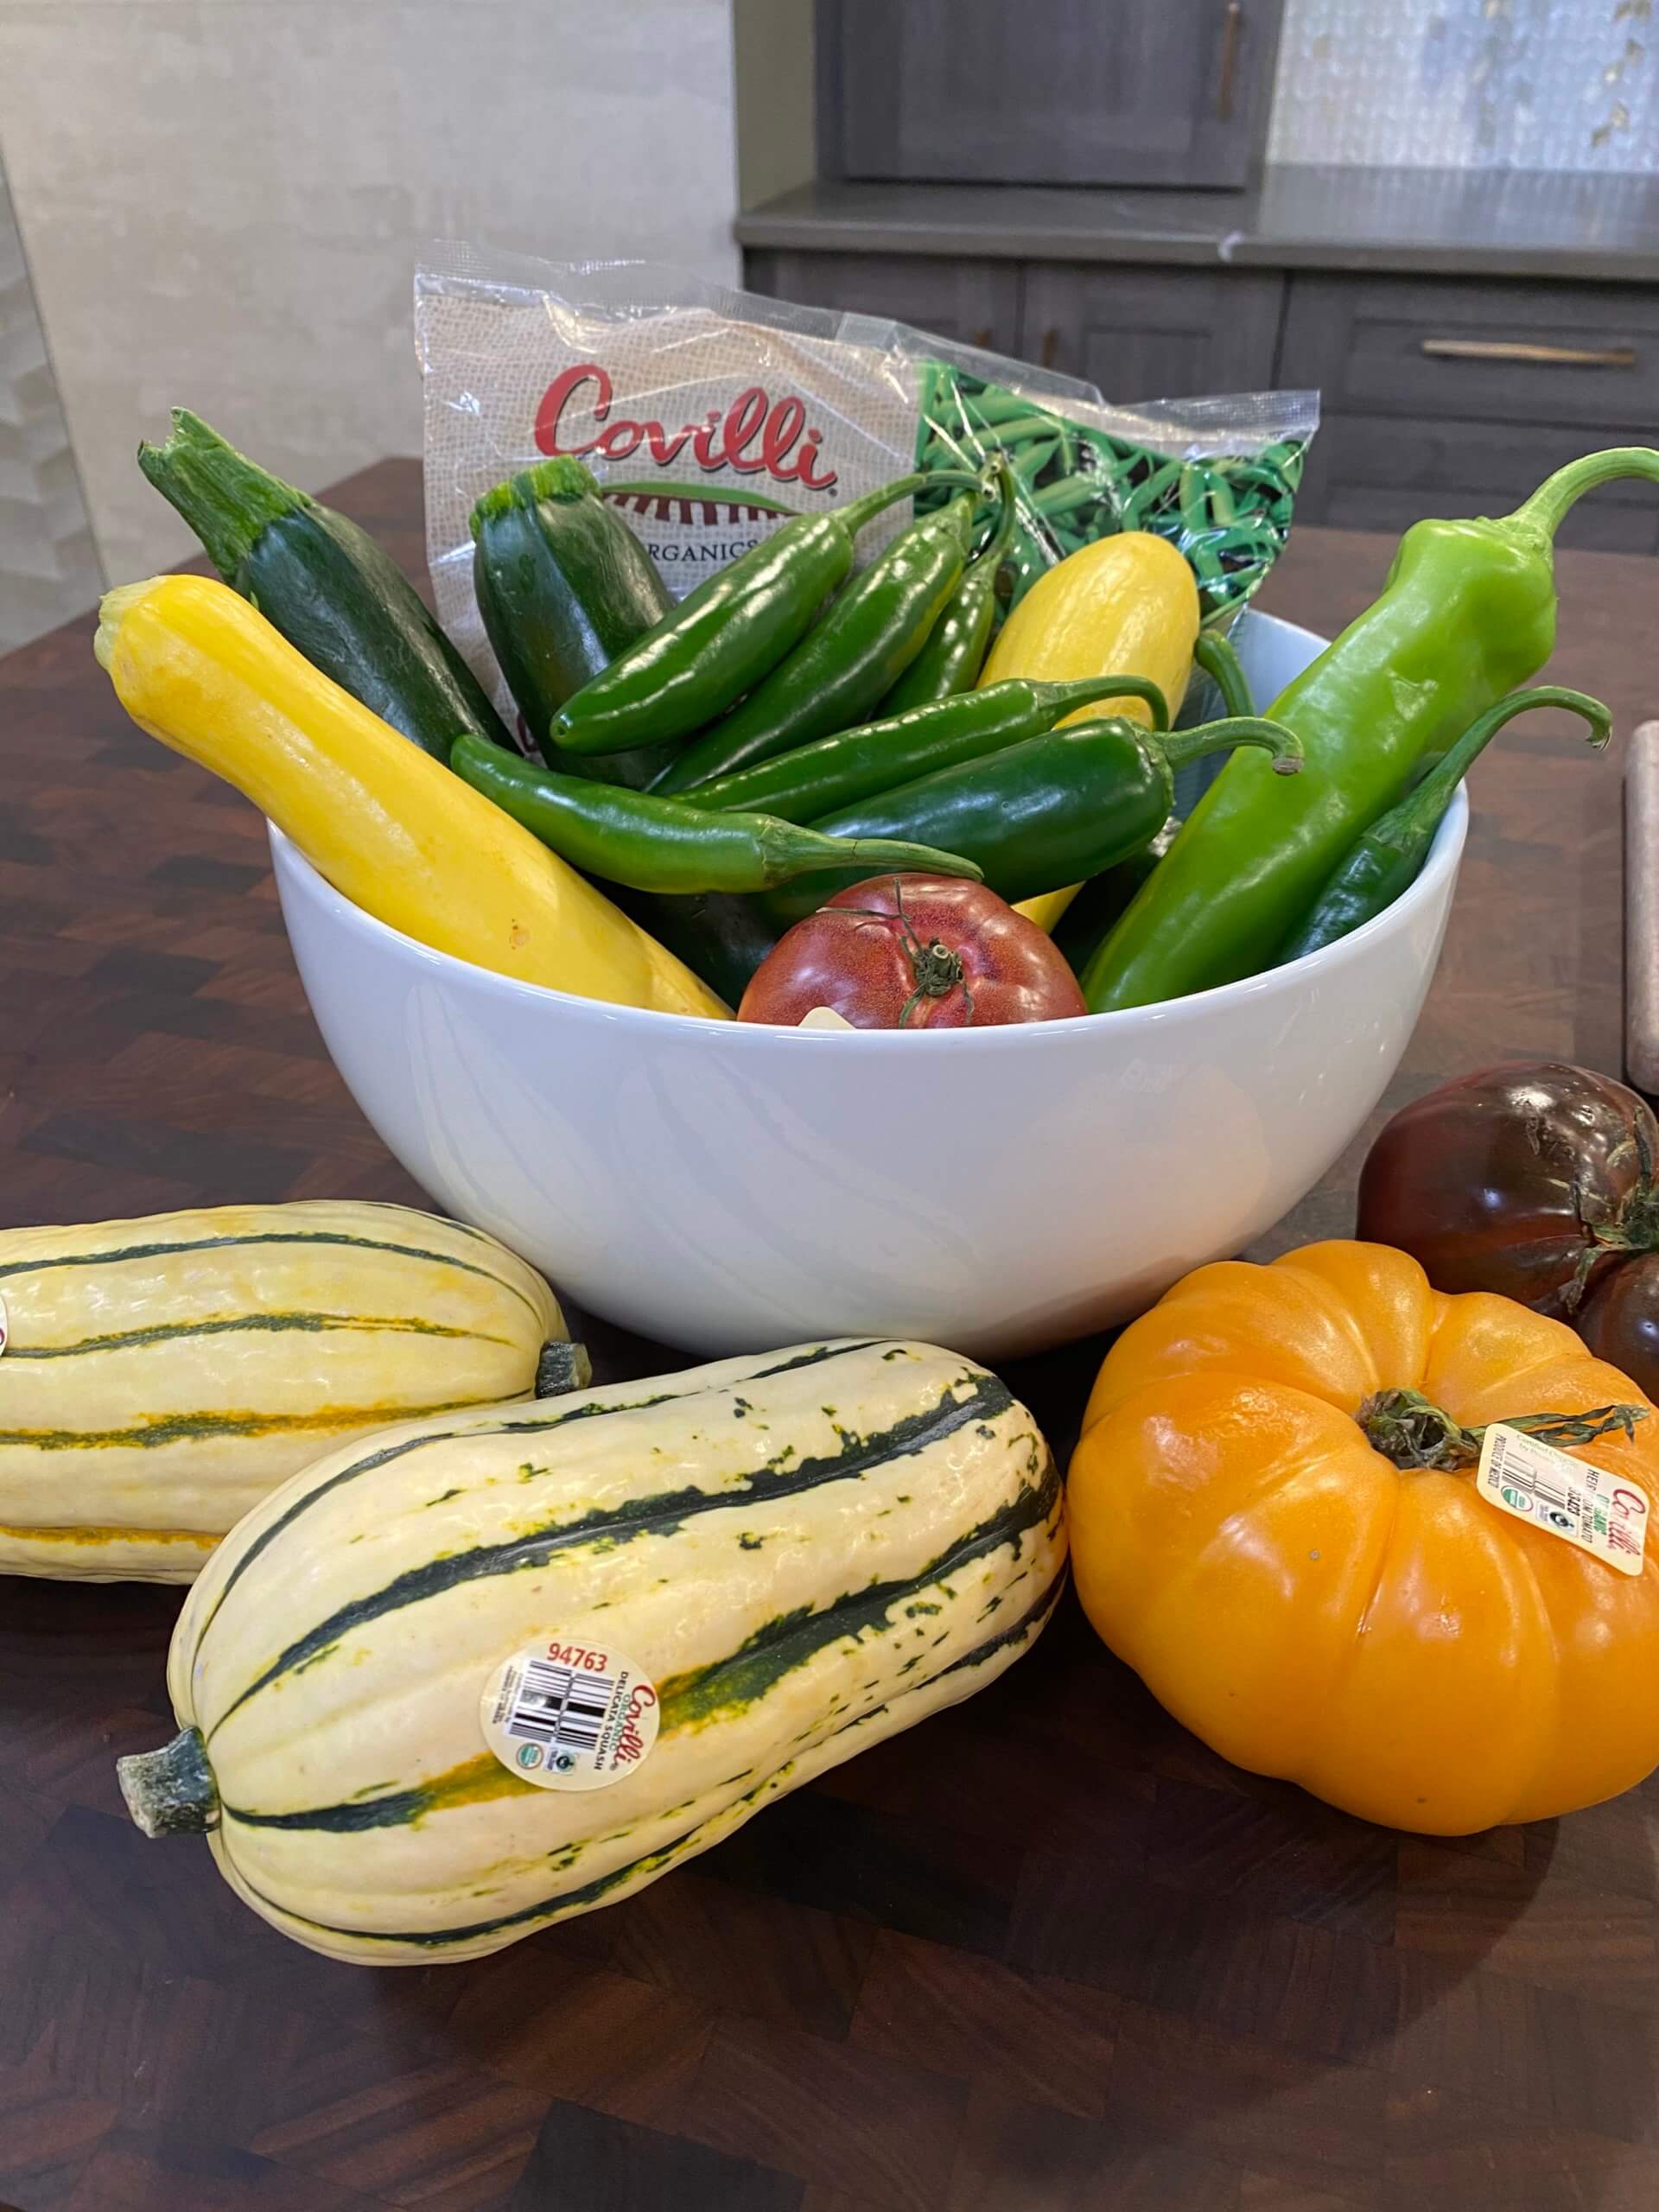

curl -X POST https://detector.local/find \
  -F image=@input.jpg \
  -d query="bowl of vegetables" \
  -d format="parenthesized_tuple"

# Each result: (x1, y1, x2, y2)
(266, 599, 1466, 1358)
(104, 416, 1644, 1358)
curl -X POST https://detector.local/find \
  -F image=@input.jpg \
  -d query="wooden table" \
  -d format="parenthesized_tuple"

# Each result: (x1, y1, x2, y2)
(2, 463, 1654, 2212)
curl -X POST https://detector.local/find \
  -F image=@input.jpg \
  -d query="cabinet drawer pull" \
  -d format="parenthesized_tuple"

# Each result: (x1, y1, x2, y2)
(1420, 336, 1637, 370)
(1039, 327, 1060, 370)
(969, 325, 993, 350)
(1216, 0, 1243, 121)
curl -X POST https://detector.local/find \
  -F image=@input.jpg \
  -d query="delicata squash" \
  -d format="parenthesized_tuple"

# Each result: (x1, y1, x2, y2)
(0, 1201, 579, 1581)
(119, 1339, 1065, 1963)
(1070, 1240, 1659, 1834)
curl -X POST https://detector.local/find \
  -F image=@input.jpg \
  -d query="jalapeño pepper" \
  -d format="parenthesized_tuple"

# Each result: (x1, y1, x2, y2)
(1086, 448, 1659, 1011)
(684, 673, 1170, 825)
(550, 469, 968, 757)
(653, 492, 982, 795)
(762, 715, 1302, 924)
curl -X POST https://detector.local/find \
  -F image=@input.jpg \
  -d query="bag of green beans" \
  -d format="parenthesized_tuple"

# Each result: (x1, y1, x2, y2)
(913, 360, 1313, 621)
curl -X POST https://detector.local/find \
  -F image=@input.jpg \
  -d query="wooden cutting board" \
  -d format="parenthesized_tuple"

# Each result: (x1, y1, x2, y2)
(1627, 721, 1659, 1094)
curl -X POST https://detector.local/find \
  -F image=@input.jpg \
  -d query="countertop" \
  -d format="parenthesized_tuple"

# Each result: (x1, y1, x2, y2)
(1, 462, 1655, 2212)
(736, 163, 1659, 283)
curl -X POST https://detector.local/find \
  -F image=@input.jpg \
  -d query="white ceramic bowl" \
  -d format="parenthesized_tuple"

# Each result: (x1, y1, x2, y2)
(271, 613, 1466, 1358)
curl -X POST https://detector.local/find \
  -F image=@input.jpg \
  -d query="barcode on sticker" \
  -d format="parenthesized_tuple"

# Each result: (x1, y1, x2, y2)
(502, 1658, 616, 1753)
(1476, 1421, 1649, 1577)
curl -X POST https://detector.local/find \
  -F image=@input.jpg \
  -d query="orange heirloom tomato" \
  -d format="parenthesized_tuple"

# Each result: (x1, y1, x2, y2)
(1069, 1239, 1659, 1834)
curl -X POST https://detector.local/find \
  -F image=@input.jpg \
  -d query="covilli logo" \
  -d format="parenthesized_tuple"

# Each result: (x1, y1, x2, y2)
(534, 364, 839, 493)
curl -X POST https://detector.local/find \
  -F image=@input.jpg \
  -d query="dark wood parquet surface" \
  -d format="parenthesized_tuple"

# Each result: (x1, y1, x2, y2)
(1, 461, 1655, 2212)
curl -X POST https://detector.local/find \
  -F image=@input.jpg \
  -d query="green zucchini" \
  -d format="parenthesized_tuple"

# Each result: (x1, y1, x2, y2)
(470, 459, 677, 789)
(137, 409, 511, 764)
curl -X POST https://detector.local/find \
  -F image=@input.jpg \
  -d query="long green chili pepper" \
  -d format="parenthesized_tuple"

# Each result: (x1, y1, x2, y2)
(764, 715, 1302, 924)
(878, 464, 1020, 715)
(653, 492, 981, 796)
(550, 468, 974, 758)
(451, 734, 982, 897)
(685, 672, 1171, 824)
(1192, 629, 1255, 721)
(1280, 685, 1611, 962)
(1086, 447, 1659, 1012)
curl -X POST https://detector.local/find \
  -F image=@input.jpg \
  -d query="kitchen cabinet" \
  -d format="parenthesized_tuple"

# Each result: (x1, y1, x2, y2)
(741, 238, 1657, 550)
(818, 0, 1283, 192)
(741, 250, 1021, 358)
(1020, 264, 1284, 404)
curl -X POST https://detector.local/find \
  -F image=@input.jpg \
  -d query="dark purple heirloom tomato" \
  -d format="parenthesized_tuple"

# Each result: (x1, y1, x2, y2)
(1357, 1062, 1659, 1318)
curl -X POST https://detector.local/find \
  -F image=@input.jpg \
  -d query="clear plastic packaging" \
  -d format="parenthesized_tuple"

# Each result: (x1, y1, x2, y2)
(415, 245, 1318, 718)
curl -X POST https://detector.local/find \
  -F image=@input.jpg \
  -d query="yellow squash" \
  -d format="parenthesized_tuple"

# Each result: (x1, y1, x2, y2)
(94, 575, 728, 1020)
(0, 1200, 582, 1582)
(983, 533, 1198, 932)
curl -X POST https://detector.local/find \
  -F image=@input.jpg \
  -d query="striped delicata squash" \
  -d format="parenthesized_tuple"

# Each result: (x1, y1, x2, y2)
(118, 1338, 1065, 1964)
(0, 1200, 581, 1582)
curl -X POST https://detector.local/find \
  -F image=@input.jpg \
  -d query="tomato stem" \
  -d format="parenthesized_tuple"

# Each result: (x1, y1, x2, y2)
(1357, 1389, 1646, 1471)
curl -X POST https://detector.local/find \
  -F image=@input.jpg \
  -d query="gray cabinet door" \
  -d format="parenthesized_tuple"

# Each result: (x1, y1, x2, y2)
(821, 0, 1282, 190)
(1020, 264, 1284, 402)
(742, 250, 1022, 357)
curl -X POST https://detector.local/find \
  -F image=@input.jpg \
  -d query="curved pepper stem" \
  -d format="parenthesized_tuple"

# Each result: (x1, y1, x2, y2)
(1157, 715, 1303, 779)
(1192, 629, 1256, 721)
(1386, 685, 1610, 843)
(1357, 1388, 1647, 1473)
(839, 467, 989, 536)
(1509, 446, 1659, 543)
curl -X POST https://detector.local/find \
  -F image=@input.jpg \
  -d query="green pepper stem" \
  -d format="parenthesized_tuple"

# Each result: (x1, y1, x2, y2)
(137, 408, 303, 583)
(839, 469, 984, 537)
(976, 457, 1021, 569)
(764, 818, 984, 888)
(1045, 674, 1171, 732)
(1157, 715, 1304, 778)
(1373, 685, 1611, 855)
(1510, 446, 1659, 543)
(1192, 629, 1255, 721)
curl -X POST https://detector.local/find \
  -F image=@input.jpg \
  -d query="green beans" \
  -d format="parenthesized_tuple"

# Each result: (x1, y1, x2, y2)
(451, 734, 982, 897)
(550, 469, 968, 758)
(652, 491, 981, 795)
(685, 673, 1171, 824)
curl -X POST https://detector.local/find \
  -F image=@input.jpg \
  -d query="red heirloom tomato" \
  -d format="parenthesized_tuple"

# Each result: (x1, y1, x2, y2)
(737, 873, 1087, 1029)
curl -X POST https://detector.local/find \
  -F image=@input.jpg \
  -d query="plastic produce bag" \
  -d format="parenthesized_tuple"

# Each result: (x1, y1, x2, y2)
(415, 245, 1318, 725)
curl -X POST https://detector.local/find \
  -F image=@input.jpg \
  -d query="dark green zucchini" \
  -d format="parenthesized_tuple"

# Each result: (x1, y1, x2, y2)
(470, 459, 677, 793)
(137, 409, 510, 764)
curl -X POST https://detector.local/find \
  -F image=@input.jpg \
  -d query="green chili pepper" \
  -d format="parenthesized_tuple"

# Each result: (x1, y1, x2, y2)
(451, 734, 982, 897)
(1085, 447, 1659, 1012)
(1279, 685, 1611, 962)
(1192, 629, 1255, 721)
(685, 673, 1171, 824)
(550, 469, 970, 758)
(763, 715, 1301, 923)
(878, 467, 1020, 715)
(653, 493, 981, 796)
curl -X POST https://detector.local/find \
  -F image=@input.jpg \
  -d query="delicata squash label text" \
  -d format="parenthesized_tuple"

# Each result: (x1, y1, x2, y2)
(480, 1639, 660, 1791)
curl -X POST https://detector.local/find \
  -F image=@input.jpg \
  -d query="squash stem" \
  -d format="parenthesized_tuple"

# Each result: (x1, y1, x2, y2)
(536, 1339, 593, 1398)
(137, 408, 305, 585)
(117, 1726, 221, 1838)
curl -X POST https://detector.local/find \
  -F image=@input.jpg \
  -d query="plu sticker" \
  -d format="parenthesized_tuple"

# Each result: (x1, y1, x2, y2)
(1476, 1422, 1649, 1577)
(480, 1639, 659, 1791)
